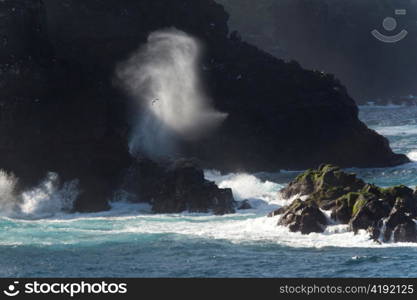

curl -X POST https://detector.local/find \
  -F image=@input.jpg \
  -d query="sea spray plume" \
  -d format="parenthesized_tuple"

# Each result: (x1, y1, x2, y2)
(117, 28, 227, 158)
(0, 171, 19, 214)
(20, 172, 79, 217)
(0, 171, 79, 218)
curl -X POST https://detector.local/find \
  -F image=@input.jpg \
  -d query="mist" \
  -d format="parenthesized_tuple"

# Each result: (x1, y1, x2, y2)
(117, 28, 227, 159)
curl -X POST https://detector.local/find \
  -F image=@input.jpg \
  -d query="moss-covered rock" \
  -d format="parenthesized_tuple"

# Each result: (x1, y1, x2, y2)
(274, 164, 417, 243)
(280, 164, 365, 202)
(330, 192, 360, 223)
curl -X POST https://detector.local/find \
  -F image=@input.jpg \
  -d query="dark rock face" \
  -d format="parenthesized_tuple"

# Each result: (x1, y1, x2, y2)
(267, 207, 287, 218)
(130, 158, 236, 215)
(217, 0, 417, 104)
(349, 200, 390, 234)
(273, 165, 417, 243)
(43, 0, 408, 173)
(277, 199, 327, 234)
(0, 0, 132, 212)
(187, 38, 409, 171)
(393, 222, 417, 243)
(0, 0, 409, 212)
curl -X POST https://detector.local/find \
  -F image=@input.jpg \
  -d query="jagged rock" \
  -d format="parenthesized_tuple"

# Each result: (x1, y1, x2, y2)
(43, 0, 408, 172)
(131, 158, 236, 215)
(217, 0, 417, 103)
(349, 200, 391, 234)
(380, 186, 416, 211)
(275, 165, 417, 243)
(278, 199, 327, 234)
(281, 164, 365, 201)
(0, 0, 133, 212)
(267, 206, 287, 217)
(330, 192, 361, 224)
(393, 221, 417, 243)
(237, 200, 252, 210)
(380, 198, 417, 243)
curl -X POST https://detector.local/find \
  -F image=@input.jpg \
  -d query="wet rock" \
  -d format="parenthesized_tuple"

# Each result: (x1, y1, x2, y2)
(393, 221, 417, 243)
(330, 192, 361, 224)
(237, 200, 252, 210)
(267, 206, 287, 217)
(132, 158, 236, 215)
(380, 199, 417, 243)
(349, 200, 391, 234)
(278, 199, 327, 234)
(280, 164, 365, 201)
(275, 165, 417, 243)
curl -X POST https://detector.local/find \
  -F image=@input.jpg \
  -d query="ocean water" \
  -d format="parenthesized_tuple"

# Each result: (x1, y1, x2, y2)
(2, 105, 417, 278)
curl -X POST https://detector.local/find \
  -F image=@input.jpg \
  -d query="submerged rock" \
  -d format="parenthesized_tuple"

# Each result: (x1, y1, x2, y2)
(274, 164, 417, 243)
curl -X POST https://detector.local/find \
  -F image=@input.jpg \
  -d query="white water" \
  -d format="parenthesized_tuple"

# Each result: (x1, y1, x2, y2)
(373, 125, 417, 136)
(2, 171, 414, 249)
(0, 171, 79, 219)
(407, 151, 417, 161)
(117, 28, 227, 158)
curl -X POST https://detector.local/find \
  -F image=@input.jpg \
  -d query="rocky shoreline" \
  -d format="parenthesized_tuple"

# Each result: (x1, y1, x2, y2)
(0, 0, 410, 213)
(271, 165, 417, 243)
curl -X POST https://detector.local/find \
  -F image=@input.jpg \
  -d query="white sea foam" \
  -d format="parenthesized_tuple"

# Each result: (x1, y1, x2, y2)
(407, 151, 417, 161)
(373, 125, 417, 136)
(2, 170, 416, 249)
(205, 170, 282, 200)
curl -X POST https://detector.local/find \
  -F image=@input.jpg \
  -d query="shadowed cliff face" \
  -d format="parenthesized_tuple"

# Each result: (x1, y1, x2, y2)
(217, 0, 417, 103)
(0, 0, 409, 211)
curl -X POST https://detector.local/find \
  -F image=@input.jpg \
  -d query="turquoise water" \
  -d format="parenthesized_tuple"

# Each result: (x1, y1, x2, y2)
(2, 105, 417, 278)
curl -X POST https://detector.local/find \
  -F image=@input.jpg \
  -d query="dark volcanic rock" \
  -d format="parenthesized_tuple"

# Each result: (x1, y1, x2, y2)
(393, 222, 417, 243)
(349, 200, 391, 234)
(278, 199, 327, 234)
(281, 164, 365, 202)
(275, 165, 417, 243)
(267, 206, 287, 218)
(379, 197, 417, 243)
(131, 158, 236, 215)
(42, 0, 408, 173)
(0, 0, 132, 212)
(217, 0, 417, 104)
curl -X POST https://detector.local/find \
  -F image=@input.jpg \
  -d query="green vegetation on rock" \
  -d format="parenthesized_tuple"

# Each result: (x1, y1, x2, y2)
(276, 164, 417, 243)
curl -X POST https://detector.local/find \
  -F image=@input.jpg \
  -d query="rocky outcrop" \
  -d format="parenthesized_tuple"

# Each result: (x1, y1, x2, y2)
(0, 0, 409, 212)
(0, 0, 133, 212)
(128, 158, 236, 215)
(42, 0, 408, 173)
(272, 165, 417, 243)
(278, 199, 327, 234)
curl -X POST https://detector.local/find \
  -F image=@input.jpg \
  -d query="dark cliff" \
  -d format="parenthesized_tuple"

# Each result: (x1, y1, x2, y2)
(217, 0, 417, 103)
(0, 0, 409, 211)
